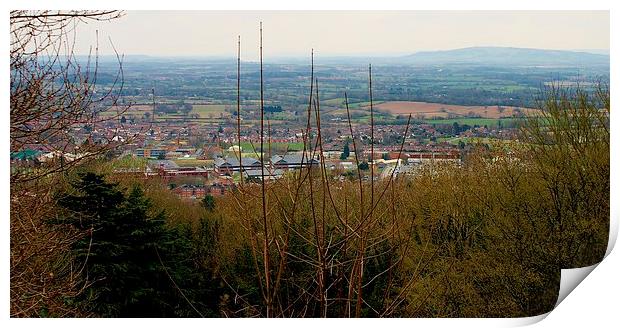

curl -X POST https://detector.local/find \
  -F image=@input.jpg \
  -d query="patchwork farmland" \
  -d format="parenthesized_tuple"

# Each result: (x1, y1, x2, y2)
(367, 101, 536, 119)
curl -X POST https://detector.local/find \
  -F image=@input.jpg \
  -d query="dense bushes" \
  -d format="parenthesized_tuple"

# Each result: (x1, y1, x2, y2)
(205, 85, 608, 318)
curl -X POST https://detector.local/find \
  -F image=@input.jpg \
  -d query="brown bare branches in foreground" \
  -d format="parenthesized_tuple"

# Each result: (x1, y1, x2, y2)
(10, 10, 134, 186)
(10, 10, 133, 317)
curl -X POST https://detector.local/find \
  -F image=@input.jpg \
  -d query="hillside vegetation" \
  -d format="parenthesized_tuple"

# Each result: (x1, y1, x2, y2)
(10, 85, 609, 317)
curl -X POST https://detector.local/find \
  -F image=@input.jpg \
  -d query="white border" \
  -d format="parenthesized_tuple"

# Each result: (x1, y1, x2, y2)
(2, 1, 616, 327)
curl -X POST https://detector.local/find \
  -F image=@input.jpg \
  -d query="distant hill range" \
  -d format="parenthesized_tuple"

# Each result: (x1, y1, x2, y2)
(401, 47, 609, 67)
(80, 47, 609, 68)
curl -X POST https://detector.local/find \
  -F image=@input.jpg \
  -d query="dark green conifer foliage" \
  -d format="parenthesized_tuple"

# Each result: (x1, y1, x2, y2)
(340, 142, 350, 160)
(201, 195, 216, 212)
(57, 172, 215, 317)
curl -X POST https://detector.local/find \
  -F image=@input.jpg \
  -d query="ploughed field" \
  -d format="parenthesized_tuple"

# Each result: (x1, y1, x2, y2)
(366, 101, 536, 119)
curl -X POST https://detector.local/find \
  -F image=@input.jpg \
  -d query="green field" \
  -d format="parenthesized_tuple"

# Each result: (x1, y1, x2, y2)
(98, 108, 146, 118)
(172, 158, 213, 167)
(190, 104, 227, 118)
(266, 112, 295, 121)
(348, 101, 385, 109)
(436, 136, 517, 145)
(112, 155, 148, 169)
(323, 98, 346, 106)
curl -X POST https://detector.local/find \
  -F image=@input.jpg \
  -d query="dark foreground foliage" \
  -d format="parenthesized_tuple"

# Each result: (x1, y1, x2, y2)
(54, 173, 221, 317)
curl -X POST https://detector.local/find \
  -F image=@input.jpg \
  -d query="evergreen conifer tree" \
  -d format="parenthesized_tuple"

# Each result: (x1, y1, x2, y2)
(56, 172, 217, 317)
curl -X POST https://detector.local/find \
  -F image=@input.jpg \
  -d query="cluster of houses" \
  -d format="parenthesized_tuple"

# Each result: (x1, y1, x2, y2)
(214, 153, 320, 181)
(134, 146, 207, 160)
(212, 150, 461, 181)
(148, 160, 209, 179)
(10, 149, 92, 166)
(170, 181, 234, 200)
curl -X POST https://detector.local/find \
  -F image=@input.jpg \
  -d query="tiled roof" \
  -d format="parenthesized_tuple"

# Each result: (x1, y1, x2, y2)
(271, 153, 319, 165)
(214, 156, 261, 167)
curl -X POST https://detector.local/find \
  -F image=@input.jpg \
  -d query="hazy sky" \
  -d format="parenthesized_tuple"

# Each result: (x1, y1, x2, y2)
(73, 11, 610, 59)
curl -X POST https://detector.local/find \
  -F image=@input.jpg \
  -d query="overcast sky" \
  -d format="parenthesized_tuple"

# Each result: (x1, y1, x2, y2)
(73, 11, 610, 59)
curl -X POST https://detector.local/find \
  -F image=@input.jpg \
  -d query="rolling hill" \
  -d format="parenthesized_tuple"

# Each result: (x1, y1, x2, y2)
(401, 46, 609, 67)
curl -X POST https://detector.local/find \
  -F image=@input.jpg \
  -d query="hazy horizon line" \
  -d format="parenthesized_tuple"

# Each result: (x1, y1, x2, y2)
(74, 46, 610, 59)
